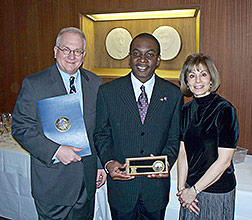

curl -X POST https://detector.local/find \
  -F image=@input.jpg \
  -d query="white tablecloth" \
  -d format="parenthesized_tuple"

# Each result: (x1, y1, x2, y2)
(0, 139, 251, 220)
(0, 138, 111, 220)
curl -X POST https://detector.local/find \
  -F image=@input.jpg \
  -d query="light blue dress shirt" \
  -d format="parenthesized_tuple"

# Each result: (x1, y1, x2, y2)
(52, 64, 89, 162)
(57, 65, 83, 112)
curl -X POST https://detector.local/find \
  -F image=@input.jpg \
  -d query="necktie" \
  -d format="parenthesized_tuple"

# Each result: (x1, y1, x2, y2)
(69, 76, 76, 94)
(137, 85, 149, 124)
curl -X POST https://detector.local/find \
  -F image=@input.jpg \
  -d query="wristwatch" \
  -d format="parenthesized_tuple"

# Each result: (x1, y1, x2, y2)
(193, 185, 201, 194)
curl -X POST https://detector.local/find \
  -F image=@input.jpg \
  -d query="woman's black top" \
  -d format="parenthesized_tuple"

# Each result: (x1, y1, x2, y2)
(180, 93, 239, 193)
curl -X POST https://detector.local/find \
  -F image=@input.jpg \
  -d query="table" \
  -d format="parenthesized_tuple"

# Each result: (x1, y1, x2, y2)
(0, 139, 252, 220)
(0, 137, 111, 220)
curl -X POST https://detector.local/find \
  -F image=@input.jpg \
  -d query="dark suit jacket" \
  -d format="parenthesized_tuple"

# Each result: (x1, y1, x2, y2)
(11, 63, 102, 206)
(94, 73, 183, 212)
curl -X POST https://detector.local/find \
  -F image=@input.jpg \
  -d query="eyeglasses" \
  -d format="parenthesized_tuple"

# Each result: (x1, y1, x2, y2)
(130, 51, 158, 60)
(56, 46, 84, 56)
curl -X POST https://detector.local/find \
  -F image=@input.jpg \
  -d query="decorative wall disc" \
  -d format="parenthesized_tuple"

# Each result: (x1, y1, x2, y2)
(152, 26, 181, 60)
(105, 28, 132, 60)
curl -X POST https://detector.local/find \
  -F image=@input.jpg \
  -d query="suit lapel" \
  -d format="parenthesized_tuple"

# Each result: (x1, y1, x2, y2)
(80, 69, 90, 118)
(118, 74, 166, 125)
(48, 65, 89, 123)
(144, 76, 165, 125)
(119, 74, 142, 124)
(49, 64, 67, 96)
(49, 65, 89, 117)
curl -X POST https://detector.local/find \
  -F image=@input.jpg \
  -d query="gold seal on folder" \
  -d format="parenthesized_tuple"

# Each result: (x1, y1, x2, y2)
(55, 116, 71, 132)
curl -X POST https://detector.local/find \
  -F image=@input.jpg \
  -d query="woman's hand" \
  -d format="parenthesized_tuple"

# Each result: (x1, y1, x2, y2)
(177, 187, 200, 215)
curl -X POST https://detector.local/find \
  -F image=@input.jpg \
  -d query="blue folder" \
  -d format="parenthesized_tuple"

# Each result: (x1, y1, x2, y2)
(37, 94, 91, 162)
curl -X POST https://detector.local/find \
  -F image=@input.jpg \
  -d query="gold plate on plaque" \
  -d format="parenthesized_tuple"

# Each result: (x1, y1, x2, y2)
(126, 155, 169, 176)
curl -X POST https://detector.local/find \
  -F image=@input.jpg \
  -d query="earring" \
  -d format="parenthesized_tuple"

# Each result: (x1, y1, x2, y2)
(186, 83, 190, 90)
(210, 82, 213, 88)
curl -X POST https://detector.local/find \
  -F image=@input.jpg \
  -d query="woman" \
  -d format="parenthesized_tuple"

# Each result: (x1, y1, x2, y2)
(177, 54, 239, 219)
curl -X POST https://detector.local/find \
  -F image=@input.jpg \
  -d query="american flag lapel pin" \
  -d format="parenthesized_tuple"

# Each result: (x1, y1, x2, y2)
(160, 96, 168, 101)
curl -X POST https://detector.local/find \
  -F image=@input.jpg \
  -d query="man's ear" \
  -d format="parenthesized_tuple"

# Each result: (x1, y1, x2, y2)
(53, 46, 58, 59)
(156, 55, 161, 67)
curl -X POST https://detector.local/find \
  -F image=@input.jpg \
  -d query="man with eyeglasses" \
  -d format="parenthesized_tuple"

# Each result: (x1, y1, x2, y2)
(11, 27, 106, 220)
(94, 33, 184, 220)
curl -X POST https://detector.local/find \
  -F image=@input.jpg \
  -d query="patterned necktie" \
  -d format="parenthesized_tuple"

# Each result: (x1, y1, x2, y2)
(137, 85, 149, 124)
(69, 76, 76, 94)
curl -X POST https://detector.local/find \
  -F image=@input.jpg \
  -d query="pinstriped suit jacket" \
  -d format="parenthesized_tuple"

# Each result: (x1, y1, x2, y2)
(12, 63, 102, 206)
(94, 73, 183, 212)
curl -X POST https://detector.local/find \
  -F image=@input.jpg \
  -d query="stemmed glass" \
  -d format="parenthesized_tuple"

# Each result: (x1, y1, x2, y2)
(0, 122, 4, 134)
(2, 113, 12, 133)
(0, 122, 5, 142)
(0, 113, 12, 141)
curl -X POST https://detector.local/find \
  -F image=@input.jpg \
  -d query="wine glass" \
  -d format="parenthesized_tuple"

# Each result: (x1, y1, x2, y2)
(2, 113, 11, 133)
(0, 122, 5, 142)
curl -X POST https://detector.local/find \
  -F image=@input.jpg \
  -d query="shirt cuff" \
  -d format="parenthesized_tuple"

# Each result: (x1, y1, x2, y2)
(104, 160, 114, 173)
(52, 146, 61, 164)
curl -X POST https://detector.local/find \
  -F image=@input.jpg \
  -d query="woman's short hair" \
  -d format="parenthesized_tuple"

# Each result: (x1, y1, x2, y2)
(56, 27, 86, 50)
(179, 53, 221, 96)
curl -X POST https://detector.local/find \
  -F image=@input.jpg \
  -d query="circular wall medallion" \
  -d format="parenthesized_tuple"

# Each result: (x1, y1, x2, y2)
(153, 26, 181, 60)
(55, 116, 71, 132)
(105, 28, 132, 60)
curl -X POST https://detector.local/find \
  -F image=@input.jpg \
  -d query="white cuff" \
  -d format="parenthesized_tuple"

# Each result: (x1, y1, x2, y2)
(104, 160, 114, 173)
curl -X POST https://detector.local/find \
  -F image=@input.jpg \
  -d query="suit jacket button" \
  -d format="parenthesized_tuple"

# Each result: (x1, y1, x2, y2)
(140, 149, 144, 154)
(141, 132, 145, 136)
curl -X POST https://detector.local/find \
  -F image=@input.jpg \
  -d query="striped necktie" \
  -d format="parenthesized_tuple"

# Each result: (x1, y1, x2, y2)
(69, 76, 76, 94)
(137, 85, 149, 124)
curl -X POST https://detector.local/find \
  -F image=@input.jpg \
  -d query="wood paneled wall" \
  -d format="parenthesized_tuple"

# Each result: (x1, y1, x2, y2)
(0, 0, 251, 154)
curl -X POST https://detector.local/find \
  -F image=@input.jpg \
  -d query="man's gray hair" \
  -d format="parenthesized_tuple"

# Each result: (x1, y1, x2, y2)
(56, 27, 86, 50)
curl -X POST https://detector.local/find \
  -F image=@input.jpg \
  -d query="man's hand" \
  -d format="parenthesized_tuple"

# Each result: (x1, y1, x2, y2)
(147, 172, 169, 179)
(56, 145, 82, 165)
(106, 161, 135, 181)
(96, 169, 107, 188)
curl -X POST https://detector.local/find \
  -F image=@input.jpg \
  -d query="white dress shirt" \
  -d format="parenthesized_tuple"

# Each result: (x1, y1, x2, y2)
(130, 72, 155, 103)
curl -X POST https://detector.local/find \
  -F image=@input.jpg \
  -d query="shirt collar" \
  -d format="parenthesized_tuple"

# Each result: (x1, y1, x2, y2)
(56, 63, 80, 82)
(131, 73, 155, 102)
